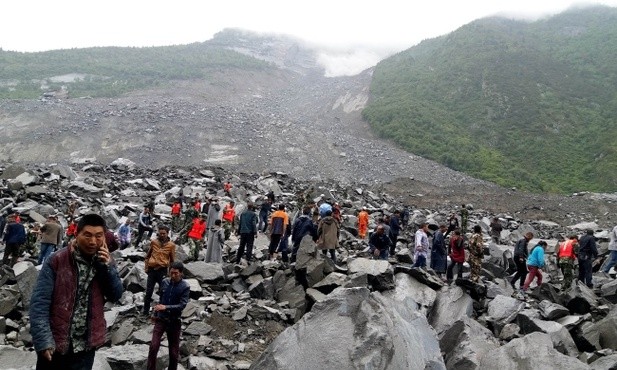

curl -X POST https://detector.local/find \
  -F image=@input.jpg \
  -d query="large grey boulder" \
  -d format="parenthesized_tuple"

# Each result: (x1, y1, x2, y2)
(538, 300, 570, 320)
(439, 317, 499, 370)
(100, 344, 156, 370)
(478, 332, 590, 369)
(565, 282, 599, 314)
(486, 294, 525, 334)
(0, 345, 37, 369)
(184, 262, 226, 282)
(13, 262, 38, 309)
(250, 287, 445, 370)
(516, 312, 579, 356)
(348, 258, 394, 291)
(390, 273, 436, 316)
(600, 278, 617, 303)
(429, 286, 474, 335)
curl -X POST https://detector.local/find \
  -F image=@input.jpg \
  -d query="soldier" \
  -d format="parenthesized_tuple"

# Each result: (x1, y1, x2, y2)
(557, 235, 578, 289)
(187, 215, 206, 261)
(222, 201, 236, 240)
(170, 200, 182, 232)
(468, 225, 484, 283)
(460, 204, 469, 234)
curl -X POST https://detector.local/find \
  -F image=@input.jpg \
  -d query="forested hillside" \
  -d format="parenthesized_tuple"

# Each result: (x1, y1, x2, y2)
(0, 40, 269, 98)
(363, 6, 617, 193)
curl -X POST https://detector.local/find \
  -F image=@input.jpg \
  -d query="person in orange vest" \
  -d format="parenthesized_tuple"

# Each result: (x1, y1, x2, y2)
(557, 235, 578, 290)
(222, 201, 236, 240)
(171, 201, 182, 232)
(65, 218, 78, 245)
(192, 196, 202, 212)
(187, 214, 207, 261)
(223, 181, 233, 196)
(357, 207, 369, 239)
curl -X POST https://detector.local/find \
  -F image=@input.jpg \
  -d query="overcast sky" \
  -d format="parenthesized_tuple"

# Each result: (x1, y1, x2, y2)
(2, 0, 616, 75)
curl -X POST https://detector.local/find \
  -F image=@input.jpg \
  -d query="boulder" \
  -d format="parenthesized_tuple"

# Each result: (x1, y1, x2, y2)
(565, 282, 599, 314)
(312, 272, 348, 295)
(0, 345, 37, 369)
(13, 262, 38, 309)
(250, 287, 445, 369)
(486, 294, 525, 334)
(100, 344, 155, 370)
(394, 265, 445, 290)
(439, 317, 499, 370)
(184, 262, 226, 283)
(348, 258, 394, 291)
(589, 354, 617, 370)
(429, 285, 474, 335)
(600, 278, 617, 303)
(538, 300, 570, 320)
(478, 332, 589, 369)
(516, 312, 579, 356)
(389, 273, 436, 316)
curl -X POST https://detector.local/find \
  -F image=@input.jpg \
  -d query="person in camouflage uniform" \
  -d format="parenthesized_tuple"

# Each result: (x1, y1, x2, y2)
(176, 207, 199, 245)
(460, 204, 469, 234)
(468, 225, 484, 283)
(557, 235, 578, 290)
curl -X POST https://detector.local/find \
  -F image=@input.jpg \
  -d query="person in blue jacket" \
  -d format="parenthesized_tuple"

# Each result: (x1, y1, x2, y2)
(2, 214, 26, 267)
(522, 240, 547, 295)
(147, 261, 190, 370)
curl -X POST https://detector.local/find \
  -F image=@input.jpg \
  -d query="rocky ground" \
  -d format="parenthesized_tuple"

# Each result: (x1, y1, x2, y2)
(0, 162, 616, 369)
(1, 34, 617, 369)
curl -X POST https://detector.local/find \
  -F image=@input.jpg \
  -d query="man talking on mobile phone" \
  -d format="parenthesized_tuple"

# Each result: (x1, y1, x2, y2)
(29, 214, 124, 370)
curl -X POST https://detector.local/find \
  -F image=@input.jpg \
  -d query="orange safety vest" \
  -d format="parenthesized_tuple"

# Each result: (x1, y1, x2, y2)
(171, 203, 181, 216)
(188, 219, 206, 239)
(558, 239, 577, 259)
(193, 201, 201, 211)
(222, 205, 235, 222)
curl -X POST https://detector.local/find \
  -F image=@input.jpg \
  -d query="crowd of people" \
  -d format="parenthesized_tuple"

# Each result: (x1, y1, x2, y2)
(2, 181, 617, 368)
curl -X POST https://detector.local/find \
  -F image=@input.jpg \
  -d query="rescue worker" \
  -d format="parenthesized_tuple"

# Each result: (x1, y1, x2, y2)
(468, 225, 484, 283)
(187, 215, 206, 261)
(357, 207, 369, 239)
(171, 201, 182, 232)
(222, 201, 236, 240)
(557, 235, 578, 289)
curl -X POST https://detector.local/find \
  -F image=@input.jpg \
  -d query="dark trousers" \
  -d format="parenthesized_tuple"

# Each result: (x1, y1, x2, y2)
(511, 257, 528, 288)
(322, 249, 335, 262)
(147, 318, 181, 370)
(144, 268, 167, 315)
(237, 233, 256, 261)
(135, 225, 153, 247)
(578, 257, 593, 287)
(269, 234, 282, 255)
(259, 212, 269, 232)
(290, 242, 302, 263)
(389, 234, 398, 255)
(446, 260, 464, 281)
(36, 348, 95, 370)
(3, 243, 20, 267)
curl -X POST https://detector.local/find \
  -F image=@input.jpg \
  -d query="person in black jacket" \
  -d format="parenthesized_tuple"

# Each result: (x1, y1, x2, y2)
(2, 214, 26, 267)
(577, 229, 598, 288)
(236, 203, 258, 262)
(510, 232, 533, 290)
(290, 206, 317, 263)
(147, 261, 190, 370)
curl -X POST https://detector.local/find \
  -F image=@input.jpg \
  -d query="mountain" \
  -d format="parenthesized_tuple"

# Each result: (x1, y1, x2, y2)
(363, 6, 617, 193)
(0, 29, 480, 188)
